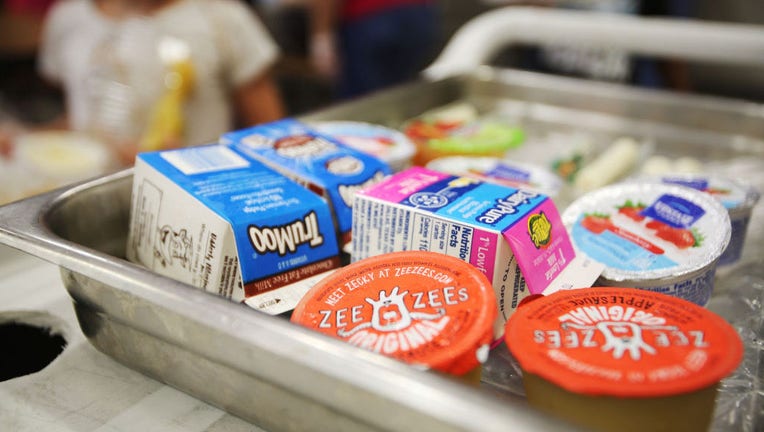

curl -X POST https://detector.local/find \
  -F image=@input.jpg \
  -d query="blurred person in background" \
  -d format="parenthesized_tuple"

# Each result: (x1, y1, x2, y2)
(0, 0, 58, 158)
(308, 0, 440, 99)
(632, 0, 694, 91)
(1, 0, 285, 166)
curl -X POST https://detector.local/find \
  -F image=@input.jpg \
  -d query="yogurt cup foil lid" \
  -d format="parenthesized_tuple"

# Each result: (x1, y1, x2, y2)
(426, 156, 563, 198)
(562, 182, 731, 283)
(311, 121, 416, 171)
(630, 173, 761, 216)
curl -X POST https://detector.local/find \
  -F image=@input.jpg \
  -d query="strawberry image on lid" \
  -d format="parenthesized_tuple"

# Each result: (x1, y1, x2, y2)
(291, 251, 497, 377)
(505, 287, 744, 432)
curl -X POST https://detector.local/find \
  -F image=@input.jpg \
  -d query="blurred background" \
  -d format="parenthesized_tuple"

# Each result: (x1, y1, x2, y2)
(3, 1, 764, 122)
(2, 5, 764, 428)
(258, 0, 764, 110)
(1, 0, 763, 203)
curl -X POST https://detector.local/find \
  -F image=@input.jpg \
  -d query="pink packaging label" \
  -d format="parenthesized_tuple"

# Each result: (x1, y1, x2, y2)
(363, 166, 452, 203)
(468, 227, 498, 283)
(502, 199, 575, 294)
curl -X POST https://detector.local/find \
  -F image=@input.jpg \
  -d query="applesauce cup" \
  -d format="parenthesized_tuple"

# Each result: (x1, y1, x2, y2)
(291, 250, 497, 384)
(505, 287, 744, 432)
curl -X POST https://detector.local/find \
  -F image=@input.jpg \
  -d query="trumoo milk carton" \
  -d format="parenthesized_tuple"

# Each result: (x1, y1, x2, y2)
(352, 167, 603, 340)
(126, 143, 340, 314)
(220, 119, 391, 249)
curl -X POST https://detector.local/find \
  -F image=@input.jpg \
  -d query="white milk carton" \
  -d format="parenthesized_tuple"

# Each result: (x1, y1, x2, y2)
(220, 119, 391, 250)
(126, 143, 341, 314)
(352, 166, 603, 340)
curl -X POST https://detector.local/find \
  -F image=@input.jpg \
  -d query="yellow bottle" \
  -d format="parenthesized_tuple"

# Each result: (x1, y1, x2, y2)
(139, 37, 195, 152)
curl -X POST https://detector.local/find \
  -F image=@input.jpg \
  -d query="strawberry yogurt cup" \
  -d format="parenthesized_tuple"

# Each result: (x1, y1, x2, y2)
(562, 183, 731, 306)
(425, 156, 565, 202)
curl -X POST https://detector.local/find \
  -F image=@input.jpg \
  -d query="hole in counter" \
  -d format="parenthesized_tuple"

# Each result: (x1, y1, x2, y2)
(0, 312, 68, 382)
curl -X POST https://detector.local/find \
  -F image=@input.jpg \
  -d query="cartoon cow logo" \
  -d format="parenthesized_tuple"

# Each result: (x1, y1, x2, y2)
(154, 225, 192, 269)
(337, 287, 445, 337)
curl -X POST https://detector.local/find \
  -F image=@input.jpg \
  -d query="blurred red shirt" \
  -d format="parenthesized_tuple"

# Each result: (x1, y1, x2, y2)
(341, 0, 432, 22)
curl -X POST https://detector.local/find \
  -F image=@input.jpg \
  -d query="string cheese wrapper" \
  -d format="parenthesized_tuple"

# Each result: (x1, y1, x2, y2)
(574, 137, 640, 192)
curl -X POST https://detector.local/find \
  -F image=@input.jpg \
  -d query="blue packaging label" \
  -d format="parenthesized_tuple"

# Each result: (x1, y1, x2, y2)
(640, 194, 706, 229)
(661, 177, 710, 191)
(221, 119, 391, 239)
(402, 176, 482, 210)
(564, 185, 728, 280)
(396, 175, 546, 231)
(138, 144, 340, 296)
(484, 163, 531, 183)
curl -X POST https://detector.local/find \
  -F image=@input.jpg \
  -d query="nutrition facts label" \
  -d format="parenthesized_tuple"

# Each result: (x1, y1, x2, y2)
(353, 198, 476, 261)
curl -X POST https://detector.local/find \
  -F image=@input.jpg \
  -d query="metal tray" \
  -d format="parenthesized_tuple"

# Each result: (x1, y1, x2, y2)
(1, 66, 763, 431)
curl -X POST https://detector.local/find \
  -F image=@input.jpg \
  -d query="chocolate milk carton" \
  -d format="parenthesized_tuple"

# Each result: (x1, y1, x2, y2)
(126, 143, 340, 314)
(220, 119, 391, 249)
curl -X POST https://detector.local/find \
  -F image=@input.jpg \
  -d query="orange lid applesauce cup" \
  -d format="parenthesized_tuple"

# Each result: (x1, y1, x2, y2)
(291, 251, 497, 383)
(505, 287, 743, 432)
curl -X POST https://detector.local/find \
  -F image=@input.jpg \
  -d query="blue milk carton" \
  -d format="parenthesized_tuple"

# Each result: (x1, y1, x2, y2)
(220, 119, 391, 250)
(126, 143, 340, 314)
